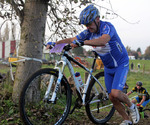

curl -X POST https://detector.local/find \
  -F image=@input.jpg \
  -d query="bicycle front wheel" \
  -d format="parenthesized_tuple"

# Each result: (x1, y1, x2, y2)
(143, 108, 150, 119)
(19, 68, 71, 125)
(85, 72, 115, 124)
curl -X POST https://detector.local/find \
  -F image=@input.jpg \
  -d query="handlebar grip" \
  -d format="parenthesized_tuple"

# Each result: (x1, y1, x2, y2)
(63, 44, 72, 51)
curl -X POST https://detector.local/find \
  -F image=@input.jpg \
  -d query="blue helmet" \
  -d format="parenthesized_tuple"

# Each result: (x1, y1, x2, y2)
(79, 4, 100, 25)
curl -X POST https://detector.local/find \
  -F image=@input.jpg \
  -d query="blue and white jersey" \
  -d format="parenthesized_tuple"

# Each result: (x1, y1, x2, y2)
(76, 20, 129, 69)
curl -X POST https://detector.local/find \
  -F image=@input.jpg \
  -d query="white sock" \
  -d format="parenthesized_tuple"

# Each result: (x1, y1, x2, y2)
(129, 103, 135, 109)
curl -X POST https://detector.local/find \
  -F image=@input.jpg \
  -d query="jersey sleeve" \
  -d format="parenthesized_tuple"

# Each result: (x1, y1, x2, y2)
(76, 29, 91, 41)
(131, 87, 136, 93)
(142, 89, 147, 96)
(101, 23, 116, 38)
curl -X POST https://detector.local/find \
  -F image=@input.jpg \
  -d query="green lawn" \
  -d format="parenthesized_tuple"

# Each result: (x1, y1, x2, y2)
(129, 59, 150, 72)
(1, 59, 150, 93)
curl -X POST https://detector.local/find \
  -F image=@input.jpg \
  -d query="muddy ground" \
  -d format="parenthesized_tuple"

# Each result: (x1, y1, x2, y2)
(64, 110, 150, 125)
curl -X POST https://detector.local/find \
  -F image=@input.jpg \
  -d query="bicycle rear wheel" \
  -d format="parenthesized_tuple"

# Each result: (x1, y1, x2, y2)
(19, 68, 71, 125)
(85, 72, 115, 124)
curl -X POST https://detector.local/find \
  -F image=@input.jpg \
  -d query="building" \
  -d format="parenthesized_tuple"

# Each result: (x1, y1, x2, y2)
(0, 40, 19, 59)
(0, 20, 20, 59)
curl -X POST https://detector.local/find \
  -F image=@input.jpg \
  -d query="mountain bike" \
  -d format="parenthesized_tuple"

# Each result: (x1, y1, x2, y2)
(19, 43, 115, 125)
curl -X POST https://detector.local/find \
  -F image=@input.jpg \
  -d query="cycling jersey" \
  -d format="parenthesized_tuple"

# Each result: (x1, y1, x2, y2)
(76, 20, 129, 69)
(131, 87, 150, 101)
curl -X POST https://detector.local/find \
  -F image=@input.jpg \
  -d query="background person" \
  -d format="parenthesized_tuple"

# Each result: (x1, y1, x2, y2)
(137, 63, 141, 71)
(131, 62, 134, 70)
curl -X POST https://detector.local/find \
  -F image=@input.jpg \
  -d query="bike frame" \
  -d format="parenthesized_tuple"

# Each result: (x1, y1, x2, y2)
(44, 50, 108, 105)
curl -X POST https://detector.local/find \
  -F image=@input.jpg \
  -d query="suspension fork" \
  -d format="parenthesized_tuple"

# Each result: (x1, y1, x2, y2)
(44, 59, 66, 103)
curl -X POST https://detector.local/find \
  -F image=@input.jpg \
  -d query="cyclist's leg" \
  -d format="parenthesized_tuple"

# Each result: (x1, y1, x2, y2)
(110, 89, 131, 121)
(110, 65, 131, 106)
(111, 65, 128, 92)
(110, 65, 140, 123)
(141, 99, 150, 107)
(108, 65, 132, 121)
(142, 99, 150, 118)
(132, 97, 139, 104)
(104, 71, 113, 94)
(104, 69, 127, 118)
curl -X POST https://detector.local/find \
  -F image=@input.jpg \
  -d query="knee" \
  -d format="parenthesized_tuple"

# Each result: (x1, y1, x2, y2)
(109, 93, 117, 102)
(109, 90, 120, 101)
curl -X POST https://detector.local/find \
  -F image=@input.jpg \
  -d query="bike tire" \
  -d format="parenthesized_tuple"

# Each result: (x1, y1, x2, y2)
(19, 68, 71, 125)
(85, 71, 115, 124)
(143, 108, 150, 112)
(143, 108, 150, 118)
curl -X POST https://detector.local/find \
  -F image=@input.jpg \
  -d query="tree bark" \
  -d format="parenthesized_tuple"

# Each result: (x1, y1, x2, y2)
(12, 0, 48, 103)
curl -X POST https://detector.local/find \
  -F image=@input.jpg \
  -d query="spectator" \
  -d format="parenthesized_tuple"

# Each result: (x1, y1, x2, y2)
(131, 62, 134, 70)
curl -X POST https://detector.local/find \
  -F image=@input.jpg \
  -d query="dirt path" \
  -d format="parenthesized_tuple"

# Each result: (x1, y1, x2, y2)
(64, 111, 150, 125)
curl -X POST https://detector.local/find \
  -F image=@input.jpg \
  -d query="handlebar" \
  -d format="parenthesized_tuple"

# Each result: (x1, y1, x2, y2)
(44, 43, 72, 54)
(63, 44, 72, 51)
(44, 42, 99, 58)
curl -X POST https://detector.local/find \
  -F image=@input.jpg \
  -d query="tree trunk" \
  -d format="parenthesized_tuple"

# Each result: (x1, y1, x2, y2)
(12, 0, 48, 103)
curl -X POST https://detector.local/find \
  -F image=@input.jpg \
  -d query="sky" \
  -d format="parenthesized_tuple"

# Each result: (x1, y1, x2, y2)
(100, 0, 150, 54)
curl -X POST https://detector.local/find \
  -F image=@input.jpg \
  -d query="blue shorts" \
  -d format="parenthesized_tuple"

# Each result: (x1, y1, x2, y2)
(104, 64, 129, 94)
(134, 97, 150, 107)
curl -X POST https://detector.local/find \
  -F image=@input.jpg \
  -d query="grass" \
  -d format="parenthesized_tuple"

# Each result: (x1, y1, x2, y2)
(0, 59, 150, 124)
(129, 59, 150, 72)
(127, 72, 150, 98)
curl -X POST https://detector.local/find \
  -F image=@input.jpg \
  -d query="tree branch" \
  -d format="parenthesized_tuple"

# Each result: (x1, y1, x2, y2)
(11, 0, 24, 24)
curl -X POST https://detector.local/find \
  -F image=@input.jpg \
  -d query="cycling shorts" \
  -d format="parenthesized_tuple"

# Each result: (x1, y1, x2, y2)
(104, 63, 129, 94)
(134, 97, 150, 107)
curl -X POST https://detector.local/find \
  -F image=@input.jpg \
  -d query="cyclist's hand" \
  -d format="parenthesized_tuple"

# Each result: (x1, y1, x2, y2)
(46, 42, 56, 49)
(70, 43, 78, 48)
(72, 40, 84, 47)
(136, 104, 140, 106)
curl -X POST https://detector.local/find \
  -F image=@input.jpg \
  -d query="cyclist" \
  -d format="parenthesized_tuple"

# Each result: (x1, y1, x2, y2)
(47, 4, 139, 125)
(127, 81, 150, 118)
